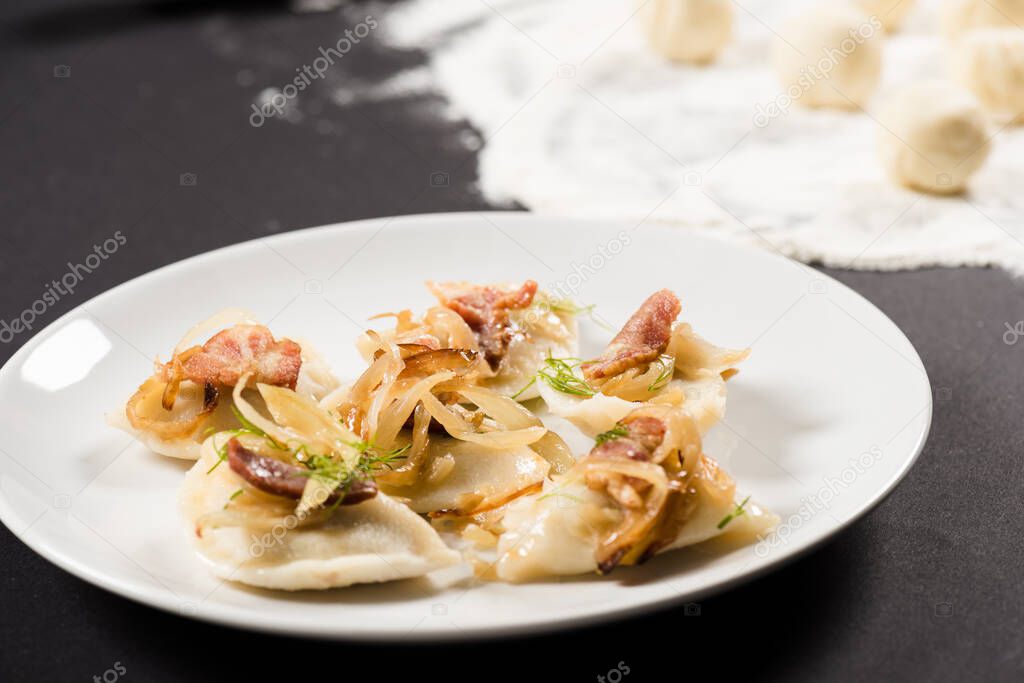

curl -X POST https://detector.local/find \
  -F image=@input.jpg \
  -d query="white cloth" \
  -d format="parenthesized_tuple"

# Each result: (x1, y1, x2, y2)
(381, 0, 1024, 273)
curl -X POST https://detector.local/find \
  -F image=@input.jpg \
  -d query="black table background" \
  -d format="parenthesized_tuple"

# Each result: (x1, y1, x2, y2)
(1, 2, 1021, 681)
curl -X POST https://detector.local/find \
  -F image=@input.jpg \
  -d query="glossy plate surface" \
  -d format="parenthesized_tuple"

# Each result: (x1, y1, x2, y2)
(0, 212, 931, 639)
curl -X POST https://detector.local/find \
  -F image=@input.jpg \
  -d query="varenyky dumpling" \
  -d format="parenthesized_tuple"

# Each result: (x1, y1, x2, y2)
(493, 405, 776, 582)
(357, 281, 579, 401)
(110, 309, 339, 460)
(378, 436, 550, 515)
(538, 290, 748, 436)
(322, 332, 571, 517)
(180, 380, 459, 590)
(112, 284, 773, 592)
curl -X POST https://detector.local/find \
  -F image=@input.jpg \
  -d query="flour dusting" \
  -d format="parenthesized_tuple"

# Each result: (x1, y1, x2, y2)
(382, 0, 1024, 273)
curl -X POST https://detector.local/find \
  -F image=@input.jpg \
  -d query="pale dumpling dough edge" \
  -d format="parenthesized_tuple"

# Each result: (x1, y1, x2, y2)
(180, 444, 460, 591)
(494, 476, 775, 582)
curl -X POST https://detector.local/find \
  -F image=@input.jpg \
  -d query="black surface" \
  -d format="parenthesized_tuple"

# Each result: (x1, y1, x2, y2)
(1, 2, 1022, 681)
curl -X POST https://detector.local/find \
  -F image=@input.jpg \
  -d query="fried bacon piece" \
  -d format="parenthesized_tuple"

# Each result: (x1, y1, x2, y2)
(581, 290, 680, 381)
(589, 417, 665, 465)
(613, 416, 666, 454)
(174, 325, 302, 390)
(429, 280, 538, 369)
(587, 416, 662, 508)
(226, 438, 377, 506)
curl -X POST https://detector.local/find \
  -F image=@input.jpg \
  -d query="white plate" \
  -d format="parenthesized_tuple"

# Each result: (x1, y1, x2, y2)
(0, 212, 931, 640)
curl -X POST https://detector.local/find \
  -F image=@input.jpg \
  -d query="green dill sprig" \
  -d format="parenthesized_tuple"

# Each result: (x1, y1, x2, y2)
(510, 354, 596, 398)
(538, 481, 584, 505)
(230, 406, 287, 449)
(222, 488, 245, 509)
(537, 355, 596, 397)
(538, 491, 583, 505)
(534, 297, 614, 332)
(550, 299, 615, 332)
(300, 441, 409, 484)
(546, 299, 596, 317)
(206, 406, 286, 474)
(510, 376, 537, 400)
(595, 424, 629, 445)
(351, 440, 411, 470)
(296, 441, 409, 512)
(647, 355, 675, 392)
(717, 495, 752, 530)
(205, 398, 410, 505)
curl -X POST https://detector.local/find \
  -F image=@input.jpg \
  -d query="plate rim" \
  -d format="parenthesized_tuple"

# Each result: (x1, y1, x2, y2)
(0, 211, 933, 641)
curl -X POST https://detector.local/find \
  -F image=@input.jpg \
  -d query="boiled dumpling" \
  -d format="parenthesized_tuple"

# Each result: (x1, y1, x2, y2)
(359, 281, 579, 402)
(536, 387, 636, 437)
(180, 438, 458, 590)
(490, 295, 579, 399)
(378, 435, 550, 516)
(493, 405, 775, 581)
(538, 290, 748, 437)
(325, 334, 573, 520)
(110, 310, 339, 460)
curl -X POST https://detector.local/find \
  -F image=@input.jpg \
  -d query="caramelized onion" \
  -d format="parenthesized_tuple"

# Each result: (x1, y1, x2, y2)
(420, 393, 545, 448)
(126, 377, 217, 440)
(364, 333, 404, 437)
(422, 306, 481, 352)
(161, 357, 184, 410)
(457, 385, 573, 473)
(334, 331, 403, 438)
(374, 370, 455, 449)
(595, 355, 675, 402)
(397, 343, 437, 358)
(398, 348, 479, 380)
(573, 405, 706, 572)
(580, 457, 670, 573)
(667, 322, 750, 380)
(231, 377, 298, 447)
(376, 403, 432, 487)
(258, 383, 362, 469)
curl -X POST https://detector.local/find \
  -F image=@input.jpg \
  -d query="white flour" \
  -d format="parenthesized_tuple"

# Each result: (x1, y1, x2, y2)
(382, 0, 1024, 273)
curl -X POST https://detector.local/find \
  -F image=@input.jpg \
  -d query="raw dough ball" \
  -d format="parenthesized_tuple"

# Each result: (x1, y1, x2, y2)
(952, 28, 1024, 119)
(876, 83, 992, 194)
(772, 5, 885, 109)
(857, 0, 916, 32)
(640, 0, 733, 64)
(941, 0, 1024, 40)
